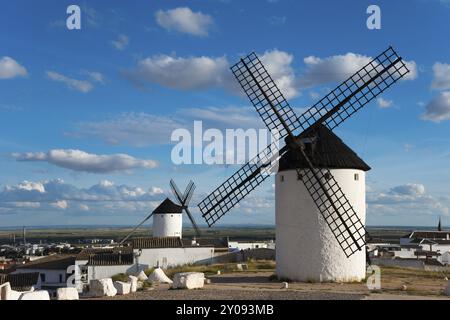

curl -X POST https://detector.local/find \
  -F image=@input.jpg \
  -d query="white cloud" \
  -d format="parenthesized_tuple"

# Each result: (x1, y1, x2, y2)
(298, 53, 417, 88)
(70, 105, 265, 147)
(377, 97, 393, 108)
(421, 91, 450, 122)
(403, 60, 418, 81)
(83, 71, 105, 84)
(180, 106, 262, 129)
(5, 181, 46, 193)
(268, 16, 287, 25)
(46, 71, 93, 93)
(391, 183, 426, 196)
(52, 200, 69, 210)
(298, 53, 372, 88)
(111, 34, 129, 50)
(260, 49, 298, 99)
(0, 179, 166, 215)
(123, 49, 298, 98)
(123, 54, 230, 91)
(71, 112, 183, 146)
(155, 7, 213, 37)
(367, 183, 449, 217)
(0, 57, 27, 79)
(79, 204, 90, 211)
(431, 62, 450, 90)
(12, 149, 158, 173)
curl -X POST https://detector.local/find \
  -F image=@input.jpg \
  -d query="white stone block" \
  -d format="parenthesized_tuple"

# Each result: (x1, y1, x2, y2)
(128, 275, 138, 293)
(90, 278, 117, 297)
(137, 270, 148, 281)
(148, 268, 173, 284)
(0, 282, 12, 300)
(114, 281, 131, 295)
(172, 272, 205, 290)
(7, 290, 22, 301)
(20, 290, 50, 300)
(56, 287, 79, 300)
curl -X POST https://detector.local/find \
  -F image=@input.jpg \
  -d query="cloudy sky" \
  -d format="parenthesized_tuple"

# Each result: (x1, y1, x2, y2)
(0, 0, 449, 227)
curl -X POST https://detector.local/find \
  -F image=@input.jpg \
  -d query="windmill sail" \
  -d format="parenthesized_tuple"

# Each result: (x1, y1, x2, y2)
(170, 179, 201, 236)
(231, 53, 301, 139)
(199, 46, 410, 257)
(199, 143, 288, 226)
(295, 147, 367, 257)
(297, 47, 409, 135)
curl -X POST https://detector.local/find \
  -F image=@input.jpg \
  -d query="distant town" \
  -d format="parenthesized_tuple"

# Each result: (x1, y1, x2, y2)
(1, 221, 449, 300)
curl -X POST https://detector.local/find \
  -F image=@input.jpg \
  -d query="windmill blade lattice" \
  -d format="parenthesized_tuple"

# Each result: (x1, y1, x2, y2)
(199, 143, 288, 227)
(231, 53, 301, 139)
(182, 181, 195, 204)
(170, 179, 201, 236)
(294, 147, 367, 257)
(297, 47, 409, 135)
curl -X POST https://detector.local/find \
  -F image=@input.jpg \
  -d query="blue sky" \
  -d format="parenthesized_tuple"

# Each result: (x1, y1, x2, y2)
(0, 0, 449, 227)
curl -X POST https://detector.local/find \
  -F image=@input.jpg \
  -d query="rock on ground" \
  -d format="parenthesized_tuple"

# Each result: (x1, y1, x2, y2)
(0, 282, 11, 300)
(57, 287, 79, 300)
(20, 290, 50, 300)
(148, 268, 173, 284)
(128, 275, 138, 293)
(1, 283, 37, 301)
(172, 272, 205, 290)
(137, 270, 148, 281)
(114, 281, 131, 295)
(90, 278, 117, 297)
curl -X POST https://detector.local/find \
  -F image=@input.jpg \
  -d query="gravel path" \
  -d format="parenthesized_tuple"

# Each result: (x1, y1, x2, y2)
(100, 288, 364, 300)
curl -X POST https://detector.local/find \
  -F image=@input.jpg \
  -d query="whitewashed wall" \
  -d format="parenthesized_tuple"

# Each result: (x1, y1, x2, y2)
(87, 264, 137, 282)
(276, 169, 366, 282)
(228, 241, 273, 251)
(153, 214, 183, 238)
(135, 247, 214, 269)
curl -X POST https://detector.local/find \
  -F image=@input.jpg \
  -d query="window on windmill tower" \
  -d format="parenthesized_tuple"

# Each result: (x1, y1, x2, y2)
(354, 173, 359, 181)
(280, 175, 284, 182)
(301, 137, 315, 153)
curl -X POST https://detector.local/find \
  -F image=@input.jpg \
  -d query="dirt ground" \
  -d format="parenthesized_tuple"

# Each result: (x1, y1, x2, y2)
(95, 267, 450, 300)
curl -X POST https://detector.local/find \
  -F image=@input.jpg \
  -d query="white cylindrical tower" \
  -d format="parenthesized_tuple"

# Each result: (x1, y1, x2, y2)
(275, 125, 370, 282)
(152, 198, 183, 238)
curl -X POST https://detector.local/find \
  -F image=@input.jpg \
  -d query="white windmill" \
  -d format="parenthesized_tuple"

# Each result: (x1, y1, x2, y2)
(198, 46, 410, 281)
(120, 180, 200, 244)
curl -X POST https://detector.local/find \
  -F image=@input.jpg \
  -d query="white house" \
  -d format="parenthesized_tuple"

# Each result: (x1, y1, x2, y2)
(13, 255, 75, 297)
(132, 237, 214, 270)
(228, 240, 275, 251)
(400, 230, 450, 264)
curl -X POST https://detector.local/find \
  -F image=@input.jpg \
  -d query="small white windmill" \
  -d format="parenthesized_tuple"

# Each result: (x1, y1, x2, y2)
(120, 180, 200, 244)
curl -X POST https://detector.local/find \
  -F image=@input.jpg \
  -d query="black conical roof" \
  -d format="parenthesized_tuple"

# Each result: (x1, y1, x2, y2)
(279, 125, 371, 172)
(153, 198, 183, 214)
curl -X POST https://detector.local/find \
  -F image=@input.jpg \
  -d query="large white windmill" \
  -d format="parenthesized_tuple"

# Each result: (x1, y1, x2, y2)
(198, 46, 410, 282)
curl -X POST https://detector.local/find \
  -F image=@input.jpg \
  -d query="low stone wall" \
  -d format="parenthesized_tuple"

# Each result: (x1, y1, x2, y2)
(371, 258, 425, 269)
(213, 248, 275, 263)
